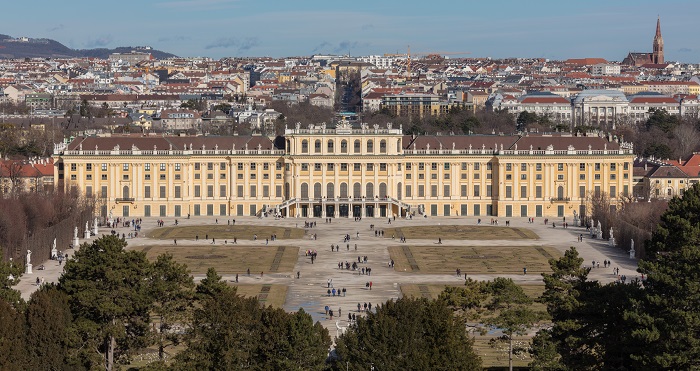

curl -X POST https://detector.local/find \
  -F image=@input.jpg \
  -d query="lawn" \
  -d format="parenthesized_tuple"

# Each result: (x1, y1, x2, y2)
(381, 225, 539, 241)
(148, 224, 305, 240)
(141, 245, 299, 274)
(232, 284, 288, 309)
(388, 245, 560, 274)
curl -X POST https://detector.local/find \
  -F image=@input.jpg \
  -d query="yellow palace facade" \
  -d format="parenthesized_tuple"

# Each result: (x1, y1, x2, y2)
(53, 122, 634, 220)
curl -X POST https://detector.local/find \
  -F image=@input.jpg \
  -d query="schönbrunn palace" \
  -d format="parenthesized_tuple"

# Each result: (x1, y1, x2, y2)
(53, 121, 634, 220)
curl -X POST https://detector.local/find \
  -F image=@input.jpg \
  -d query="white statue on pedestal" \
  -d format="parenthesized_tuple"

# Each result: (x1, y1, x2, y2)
(609, 228, 615, 247)
(25, 250, 32, 274)
(629, 239, 636, 259)
(73, 226, 80, 248)
(93, 217, 99, 235)
(51, 238, 58, 259)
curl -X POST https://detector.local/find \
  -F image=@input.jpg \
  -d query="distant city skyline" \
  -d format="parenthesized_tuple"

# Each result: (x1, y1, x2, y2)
(4, 0, 699, 62)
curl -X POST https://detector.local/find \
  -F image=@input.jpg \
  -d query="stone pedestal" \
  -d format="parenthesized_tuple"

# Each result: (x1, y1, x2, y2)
(629, 248, 636, 259)
(93, 224, 98, 236)
(609, 238, 615, 247)
(73, 236, 79, 248)
(51, 247, 58, 259)
(25, 263, 32, 275)
(84, 230, 90, 240)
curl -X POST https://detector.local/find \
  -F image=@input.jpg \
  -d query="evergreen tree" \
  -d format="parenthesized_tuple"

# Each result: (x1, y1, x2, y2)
(195, 267, 229, 299)
(0, 298, 27, 370)
(150, 254, 195, 361)
(333, 297, 481, 370)
(0, 258, 24, 311)
(631, 182, 700, 368)
(485, 277, 544, 371)
(24, 285, 78, 370)
(174, 289, 330, 370)
(536, 247, 643, 369)
(59, 235, 154, 371)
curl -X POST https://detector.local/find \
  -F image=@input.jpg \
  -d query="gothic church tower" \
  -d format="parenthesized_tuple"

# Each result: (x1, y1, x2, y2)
(652, 17, 664, 64)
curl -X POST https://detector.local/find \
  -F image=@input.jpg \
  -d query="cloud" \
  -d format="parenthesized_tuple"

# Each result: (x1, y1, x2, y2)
(310, 41, 371, 55)
(311, 41, 332, 54)
(678, 47, 693, 53)
(205, 37, 259, 52)
(85, 35, 113, 48)
(158, 35, 188, 43)
(334, 41, 369, 54)
(46, 24, 65, 32)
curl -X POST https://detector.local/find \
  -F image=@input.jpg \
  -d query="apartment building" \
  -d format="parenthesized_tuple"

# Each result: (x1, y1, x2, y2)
(54, 122, 634, 220)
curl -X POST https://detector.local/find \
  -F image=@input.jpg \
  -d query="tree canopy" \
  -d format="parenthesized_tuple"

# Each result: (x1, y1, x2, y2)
(333, 297, 481, 370)
(630, 182, 700, 368)
(59, 234, 154, 370)
(173, 287, 330, 370)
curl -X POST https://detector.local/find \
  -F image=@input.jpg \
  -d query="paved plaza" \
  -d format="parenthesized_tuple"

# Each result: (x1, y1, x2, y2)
(16, 215, 640, 336)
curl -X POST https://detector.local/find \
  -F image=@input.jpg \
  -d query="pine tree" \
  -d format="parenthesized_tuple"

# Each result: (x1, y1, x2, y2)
(150, 253, 195, 362)
(631, 182, 700, 368)
(0, 298, 27, 370)
(59, 235, 154, 371)
(24, 285, 77, 370)
(333, 297, 481, 370)
(485, 277, 544, 371)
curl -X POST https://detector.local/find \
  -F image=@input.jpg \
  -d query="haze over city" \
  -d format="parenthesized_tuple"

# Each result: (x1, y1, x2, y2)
(4, 0, 700, 61)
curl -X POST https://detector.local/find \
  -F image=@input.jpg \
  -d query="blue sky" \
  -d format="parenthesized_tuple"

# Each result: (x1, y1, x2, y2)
(4, 0, 699, 62)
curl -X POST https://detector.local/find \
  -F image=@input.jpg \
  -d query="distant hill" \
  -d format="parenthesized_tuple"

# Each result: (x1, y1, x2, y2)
(0, 34, 177, 59)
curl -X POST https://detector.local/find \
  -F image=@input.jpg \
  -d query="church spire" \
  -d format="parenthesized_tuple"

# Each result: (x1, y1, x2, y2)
(653, 16, 664, 64)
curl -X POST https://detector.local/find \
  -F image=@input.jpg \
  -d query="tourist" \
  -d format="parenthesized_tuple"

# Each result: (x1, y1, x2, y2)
(235, 274, 239, 283)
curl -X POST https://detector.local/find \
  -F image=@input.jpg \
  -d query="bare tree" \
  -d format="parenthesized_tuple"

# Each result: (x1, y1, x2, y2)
(673, 121, 700, 159)
(586, 191, 614, 239)
(615, 199, 668, 259)
(1, 160, 25, 194)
